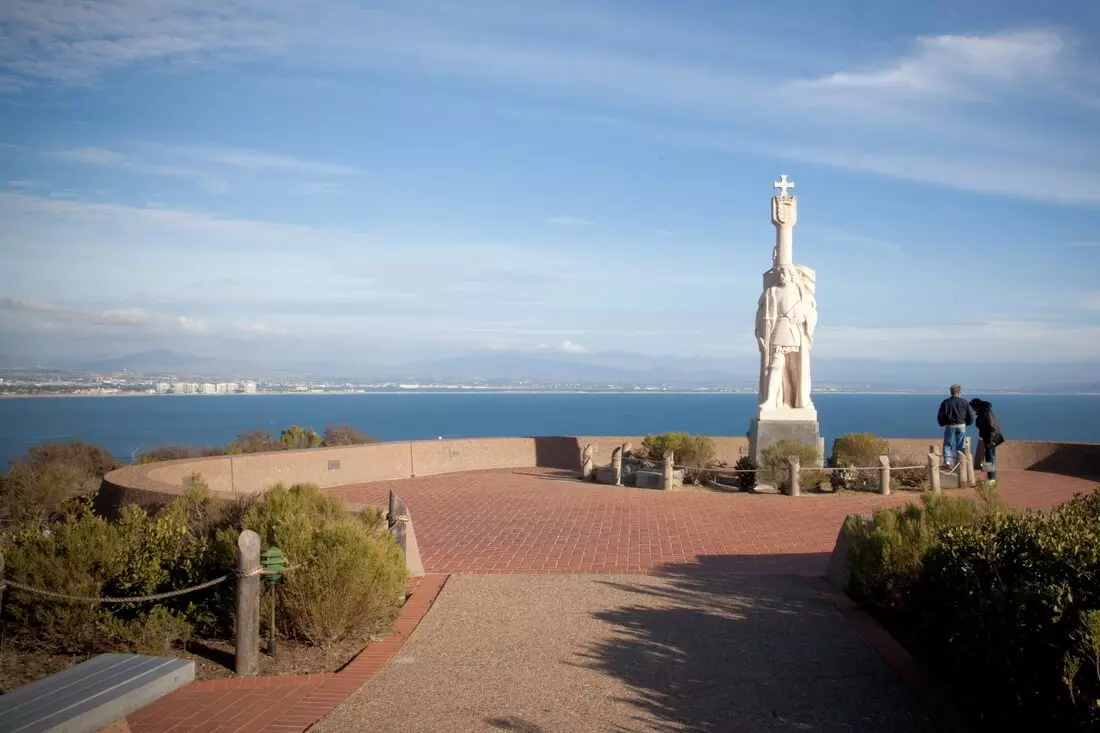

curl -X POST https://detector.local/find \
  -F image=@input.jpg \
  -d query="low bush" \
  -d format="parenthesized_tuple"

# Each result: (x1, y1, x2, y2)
(845, 491, 992, 616)
(322, 424, 377, 447)
(911, 492, 1100, 730)
(280, 426, 322, 451)
(1, 486, 225, 654)
(733, 455, 757, 491)
(21, 441, 121, 480)
(237, 483, 407, 647)
(759, 440, 821, 492)
(833, 432, 889, 466)
(831, 433, 888, 491)
(847, 488, 1100, 729)
(0, 461, 101, 534)
(133, 445, 226, 464)
(227, 429, 286, 454)
(1, 440, 121, 534)
(889, 453, 927, 490)
(640, 433, 717, 483)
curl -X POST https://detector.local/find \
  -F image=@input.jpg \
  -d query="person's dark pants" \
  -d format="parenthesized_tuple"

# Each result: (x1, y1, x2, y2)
(977, 443, 997, 480)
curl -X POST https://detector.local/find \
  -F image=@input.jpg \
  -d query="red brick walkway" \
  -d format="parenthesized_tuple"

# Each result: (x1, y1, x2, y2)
(332, 468, 1098, 576)
(126, 468, 1096, 732)
(127, 575, 448, 733)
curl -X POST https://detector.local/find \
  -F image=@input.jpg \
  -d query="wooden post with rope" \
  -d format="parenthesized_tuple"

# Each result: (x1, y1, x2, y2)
(235, 530, 261, 676)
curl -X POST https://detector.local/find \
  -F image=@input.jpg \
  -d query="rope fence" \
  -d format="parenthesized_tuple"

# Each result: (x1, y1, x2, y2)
(0, 564, 307, 605)
(628, 460, 926, 474)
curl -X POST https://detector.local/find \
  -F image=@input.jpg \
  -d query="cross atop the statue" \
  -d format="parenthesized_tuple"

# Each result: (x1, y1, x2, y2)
(773, 174, 795, 198)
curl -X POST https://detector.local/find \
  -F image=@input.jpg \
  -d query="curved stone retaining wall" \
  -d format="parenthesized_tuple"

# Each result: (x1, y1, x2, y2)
(100, 436, 1100, 516)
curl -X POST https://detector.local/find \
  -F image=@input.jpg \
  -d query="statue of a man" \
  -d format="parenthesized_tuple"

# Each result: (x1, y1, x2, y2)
(755, 265, 817, 411)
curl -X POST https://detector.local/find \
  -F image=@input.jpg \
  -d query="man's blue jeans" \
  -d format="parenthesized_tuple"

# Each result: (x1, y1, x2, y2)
(943, 426, 966, 467)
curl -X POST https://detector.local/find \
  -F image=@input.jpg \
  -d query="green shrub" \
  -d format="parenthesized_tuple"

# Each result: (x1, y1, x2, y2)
(2, 481, 235, 654)
(759, 440, 821, 492)
(831, 433, 888, 491)
(0, 461, 101, 534)
(133, 445, 225, 464)
(846, 492, 989, 616)
(848, 489, 1100, 729)
(833, 432, 889, 466)
(2, 506, 121, 652)
(237, 483, 407, 647)
(890, 453, 928, 490)
(280, 426, 322, 451)
(640, 433, 717, 482)
(1, 440, 122, 534)
(733, 455, 757, 491)
(21, 440, 121, 479)
(322, 424, 377, 447)
(227, 429, 285, 454)
(910, 492, 1100, 729)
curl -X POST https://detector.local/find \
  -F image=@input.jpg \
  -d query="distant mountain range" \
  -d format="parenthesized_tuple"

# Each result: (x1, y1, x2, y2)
(2, 348, 1095, 393)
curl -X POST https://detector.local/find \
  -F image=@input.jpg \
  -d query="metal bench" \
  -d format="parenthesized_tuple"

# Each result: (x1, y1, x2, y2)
(0, 653, 194, 733)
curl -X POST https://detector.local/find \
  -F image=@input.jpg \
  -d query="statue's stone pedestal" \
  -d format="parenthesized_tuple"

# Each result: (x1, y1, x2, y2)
(748, 417, 824, 466)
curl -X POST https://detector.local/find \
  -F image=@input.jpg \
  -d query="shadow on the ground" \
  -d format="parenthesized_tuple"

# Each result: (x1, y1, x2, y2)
(485, 716, 547, 732)
(573, 556, 929, 733)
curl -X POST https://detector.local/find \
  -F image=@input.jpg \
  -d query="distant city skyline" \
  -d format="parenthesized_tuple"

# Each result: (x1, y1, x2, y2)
(1, 1, 1099, 376)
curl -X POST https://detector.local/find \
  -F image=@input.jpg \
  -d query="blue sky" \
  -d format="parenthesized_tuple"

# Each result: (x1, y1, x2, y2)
(1, 0, 1099, 371)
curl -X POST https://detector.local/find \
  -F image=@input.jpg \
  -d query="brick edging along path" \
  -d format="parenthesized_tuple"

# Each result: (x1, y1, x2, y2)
(127, 574, 449, 733)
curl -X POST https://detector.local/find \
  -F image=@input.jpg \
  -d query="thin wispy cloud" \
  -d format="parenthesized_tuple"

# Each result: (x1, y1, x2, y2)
(45, 143, 360, 193)
(0, 295, 290, 339)
(791, 30, 1066, 100)
(47, 146, 232, 193)
(547, 216, 593, 226)
(178, 145, 361, 176)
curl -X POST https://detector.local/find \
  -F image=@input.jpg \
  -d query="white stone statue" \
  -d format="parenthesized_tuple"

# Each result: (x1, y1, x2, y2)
(753, 174, 818, 420)
(756, 265, 817, 413)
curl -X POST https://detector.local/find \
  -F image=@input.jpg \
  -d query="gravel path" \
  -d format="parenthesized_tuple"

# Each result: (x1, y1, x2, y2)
(312, 574, 925, 732)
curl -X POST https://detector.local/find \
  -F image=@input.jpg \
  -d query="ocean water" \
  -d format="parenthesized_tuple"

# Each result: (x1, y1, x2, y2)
(1, 392, 1098, 464)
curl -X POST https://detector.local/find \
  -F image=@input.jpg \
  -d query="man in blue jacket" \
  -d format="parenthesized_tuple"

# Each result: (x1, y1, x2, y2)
(937, 384, 975, 468)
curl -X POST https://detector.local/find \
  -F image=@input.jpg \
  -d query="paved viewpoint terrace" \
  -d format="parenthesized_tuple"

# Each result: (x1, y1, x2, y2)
(332, 467, 1095, 576)
(126, 467, 1098, 733)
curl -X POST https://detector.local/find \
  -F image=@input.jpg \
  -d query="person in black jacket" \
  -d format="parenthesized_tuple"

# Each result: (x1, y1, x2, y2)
(936, 384, 975, 468)
(969, 398, 1005, 485)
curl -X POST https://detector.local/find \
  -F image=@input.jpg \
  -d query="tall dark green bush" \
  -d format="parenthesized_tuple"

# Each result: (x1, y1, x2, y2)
(911, 492, 1100, 730)
(847, 489, 1100, 730)
(733, 456, 757, 491)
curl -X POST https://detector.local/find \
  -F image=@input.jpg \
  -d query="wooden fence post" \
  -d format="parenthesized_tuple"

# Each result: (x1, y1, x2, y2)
(928, 453, 941, 494)
(878, 455, 891, 496)
(662, 451, 674, 491)
(581, 443, 595, 480)
(788, 455, 801, 497)
(235, 530, 261, 676)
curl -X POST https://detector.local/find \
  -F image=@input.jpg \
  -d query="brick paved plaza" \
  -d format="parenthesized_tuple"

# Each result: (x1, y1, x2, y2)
(331, 467, 1098, 576)
(129, 467, 1098, 732)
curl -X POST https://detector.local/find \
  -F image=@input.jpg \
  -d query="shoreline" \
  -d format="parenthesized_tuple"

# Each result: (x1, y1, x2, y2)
(1, 390, 1098, 399)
